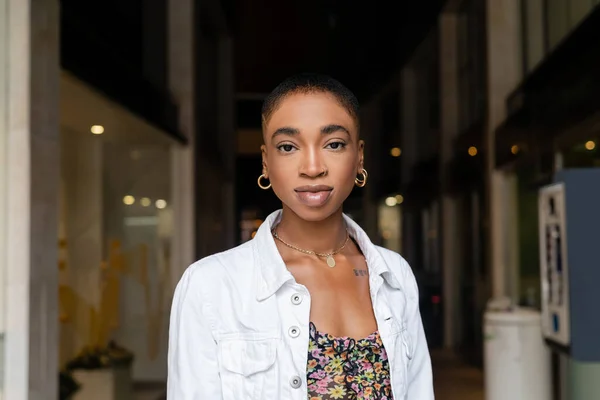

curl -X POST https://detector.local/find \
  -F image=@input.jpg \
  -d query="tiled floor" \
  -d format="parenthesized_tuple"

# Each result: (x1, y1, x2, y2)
(432, 349, 484, 400)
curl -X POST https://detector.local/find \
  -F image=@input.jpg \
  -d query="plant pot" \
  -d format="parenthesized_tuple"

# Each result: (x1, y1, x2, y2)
(71, 365, 133, 400)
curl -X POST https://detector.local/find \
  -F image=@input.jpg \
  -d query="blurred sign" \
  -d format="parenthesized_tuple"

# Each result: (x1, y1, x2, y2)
(538, 182, 570, 347)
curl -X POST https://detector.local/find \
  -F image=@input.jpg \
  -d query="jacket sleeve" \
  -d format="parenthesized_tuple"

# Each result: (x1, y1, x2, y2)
(167, 266, 222, 399)
(404, 264, 435, 399)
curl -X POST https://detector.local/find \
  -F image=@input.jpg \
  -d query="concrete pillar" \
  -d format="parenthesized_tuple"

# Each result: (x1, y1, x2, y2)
(1, 0, 60, 398)
(439, 12, 463, 349)
(485, 0, 522, 301)
(168, 0, 196, 280)
(0, 0, 8, 360)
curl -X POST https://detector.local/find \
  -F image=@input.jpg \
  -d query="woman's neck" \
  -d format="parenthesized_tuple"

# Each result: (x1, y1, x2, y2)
(274, 206, 348, 254)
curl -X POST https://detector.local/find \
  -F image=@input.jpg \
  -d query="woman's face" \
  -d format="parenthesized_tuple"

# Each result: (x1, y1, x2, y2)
(261, 92, 364, 222)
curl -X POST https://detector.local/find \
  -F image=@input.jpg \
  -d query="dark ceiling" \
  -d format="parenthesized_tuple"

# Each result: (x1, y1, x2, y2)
(229, 0, 447, 101)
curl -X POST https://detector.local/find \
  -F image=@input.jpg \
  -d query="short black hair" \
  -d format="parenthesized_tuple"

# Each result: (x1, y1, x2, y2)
(261, 73, 360, 131)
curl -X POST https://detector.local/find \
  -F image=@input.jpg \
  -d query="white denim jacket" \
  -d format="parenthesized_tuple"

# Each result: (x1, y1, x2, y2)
(167, 210, 434, 399)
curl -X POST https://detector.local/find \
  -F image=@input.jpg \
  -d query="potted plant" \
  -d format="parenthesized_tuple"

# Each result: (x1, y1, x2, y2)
(66, 341, 135, 400)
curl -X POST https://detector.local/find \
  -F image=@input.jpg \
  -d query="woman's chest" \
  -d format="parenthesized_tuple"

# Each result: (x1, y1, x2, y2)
(287, 255, 380, 339)
(214, 282, 414, 400)
(298, 271, 378, 339)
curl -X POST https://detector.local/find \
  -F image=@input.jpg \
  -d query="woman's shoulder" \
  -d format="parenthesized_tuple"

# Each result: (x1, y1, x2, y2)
(371, 245, 419, 293)
(178, 240, 256, 292)
(372, 245, 412, 272)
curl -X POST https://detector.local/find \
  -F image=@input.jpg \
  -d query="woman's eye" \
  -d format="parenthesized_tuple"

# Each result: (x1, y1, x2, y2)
(278, 144, 295, 152)
(327, 142, 346, 150)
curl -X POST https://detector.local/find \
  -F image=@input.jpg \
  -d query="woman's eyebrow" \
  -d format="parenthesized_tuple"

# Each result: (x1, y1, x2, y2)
(271, 124, 350, 140)
(321, 124, 350, 136)
(271, 126, 300, 140)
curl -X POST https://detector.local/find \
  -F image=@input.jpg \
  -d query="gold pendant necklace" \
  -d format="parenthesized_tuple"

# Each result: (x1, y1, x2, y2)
(272, 229, 350, 268)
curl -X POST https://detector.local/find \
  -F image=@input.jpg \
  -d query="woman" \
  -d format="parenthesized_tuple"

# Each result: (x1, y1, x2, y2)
(167, 73, 434, 399)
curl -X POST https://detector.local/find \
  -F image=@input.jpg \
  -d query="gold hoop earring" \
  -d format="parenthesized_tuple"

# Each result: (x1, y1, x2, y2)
(257, 174, 271, 190)
(355, 169, 368, 187)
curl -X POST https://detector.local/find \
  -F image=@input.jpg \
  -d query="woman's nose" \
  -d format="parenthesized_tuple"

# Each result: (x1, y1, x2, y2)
(299, 148, 327, 178)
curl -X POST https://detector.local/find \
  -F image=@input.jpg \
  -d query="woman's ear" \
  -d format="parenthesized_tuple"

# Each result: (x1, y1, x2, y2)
(260, 144, 268, 176)
(357, 139, 365, 170)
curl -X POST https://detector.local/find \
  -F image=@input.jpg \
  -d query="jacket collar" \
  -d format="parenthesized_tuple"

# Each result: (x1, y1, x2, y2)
(253, 209, 401, 301)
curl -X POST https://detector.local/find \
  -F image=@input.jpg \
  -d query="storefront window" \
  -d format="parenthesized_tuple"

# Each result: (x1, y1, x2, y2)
(378, 198, 402, 254)
(58, 76, 177, 383)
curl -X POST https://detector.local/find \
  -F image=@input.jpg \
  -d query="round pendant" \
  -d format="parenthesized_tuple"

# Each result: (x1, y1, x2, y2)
(326, 256, 336, 268)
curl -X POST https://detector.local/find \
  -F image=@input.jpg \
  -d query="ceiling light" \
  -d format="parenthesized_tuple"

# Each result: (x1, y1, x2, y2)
(585, 140, 596, 151)
(385, 196, 397, 207)
(140, 197, 151, 207)
(91, 125, 104, 135)
(468, 146, 478, 156)
(511, 144, 519, 154)
(390, 147, 402, 157)
(155, 199, 167, 209)
(395, 194, 404, 204)
(123, 195, 135, 205)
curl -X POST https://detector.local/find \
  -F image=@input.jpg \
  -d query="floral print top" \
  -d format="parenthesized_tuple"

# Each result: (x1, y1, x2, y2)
(306, 322, 393, 400)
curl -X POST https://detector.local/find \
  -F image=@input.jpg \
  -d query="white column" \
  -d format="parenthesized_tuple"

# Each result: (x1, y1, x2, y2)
(439, 13, 463, 349)
(169, 0, 196, 281)
(3, 0, 60, 398)
(486, 0, 522, 301)
(0, 0, 8, 357)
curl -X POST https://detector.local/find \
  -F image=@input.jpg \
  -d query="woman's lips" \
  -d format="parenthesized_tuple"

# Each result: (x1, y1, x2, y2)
(294, 185, 333, 207)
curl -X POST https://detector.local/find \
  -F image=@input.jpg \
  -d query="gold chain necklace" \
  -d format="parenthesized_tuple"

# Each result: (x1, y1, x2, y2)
(272, 229, 350, 268)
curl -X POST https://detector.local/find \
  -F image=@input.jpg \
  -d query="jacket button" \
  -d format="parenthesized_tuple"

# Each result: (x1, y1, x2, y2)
(291, 293, 302, 305)
(288, 326, 300, 338)
(290, 375, 302, 389)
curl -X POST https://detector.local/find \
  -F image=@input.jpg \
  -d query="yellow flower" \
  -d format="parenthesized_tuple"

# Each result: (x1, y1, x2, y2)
(329, 385, 347, 399)
(329, 357, 343, 371)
